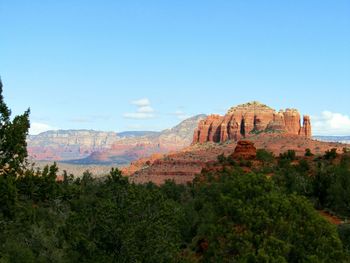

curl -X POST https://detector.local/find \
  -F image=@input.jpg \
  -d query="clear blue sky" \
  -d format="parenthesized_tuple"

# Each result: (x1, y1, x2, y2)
(1, 1, 349, 135)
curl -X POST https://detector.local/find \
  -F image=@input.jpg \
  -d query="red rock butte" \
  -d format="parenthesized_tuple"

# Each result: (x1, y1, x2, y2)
(193, 101, 311, 144)
(231, 140, 257, 160)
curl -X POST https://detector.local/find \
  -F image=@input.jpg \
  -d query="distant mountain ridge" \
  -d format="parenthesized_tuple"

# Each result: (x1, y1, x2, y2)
(28, 130, 119, 161)
(78, 114, 207, 164)
(117, 131, 160, 138)
(313, 136, 350, 144)
(27, 115, 207, 164)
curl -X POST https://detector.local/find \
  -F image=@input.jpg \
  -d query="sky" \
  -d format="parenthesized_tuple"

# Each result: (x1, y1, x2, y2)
(1, 0, 349, 136)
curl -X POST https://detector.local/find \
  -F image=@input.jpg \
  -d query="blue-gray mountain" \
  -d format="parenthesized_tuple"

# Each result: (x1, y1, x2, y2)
(313, 136, 350, 144)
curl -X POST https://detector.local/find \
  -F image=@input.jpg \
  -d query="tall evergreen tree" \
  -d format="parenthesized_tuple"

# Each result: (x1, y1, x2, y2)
(0, 78, 30, 176)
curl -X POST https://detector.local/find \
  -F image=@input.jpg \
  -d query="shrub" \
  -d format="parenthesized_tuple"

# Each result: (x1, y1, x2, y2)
(217, 153, 226, 163)
(256, 149, 274, 163)
(280, 150, 296, 161)
(305, 148, 313, 157)
(325, 148, 337, 160)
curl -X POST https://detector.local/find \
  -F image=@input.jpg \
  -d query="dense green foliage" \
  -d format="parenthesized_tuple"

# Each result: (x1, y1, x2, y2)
(1, 81, 350, 262)
(1, 164, 348, 262)
(256, 149, 275, 163)
(272, 151, 350, 218)
(0, 79, 30, 176)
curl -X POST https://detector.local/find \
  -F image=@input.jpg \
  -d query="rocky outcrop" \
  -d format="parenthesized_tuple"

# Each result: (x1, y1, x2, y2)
(28, 115, 207, 164)
(193, 102, 312, 144)
(231, 140, 257, 160)
(300, 115, 312, 137)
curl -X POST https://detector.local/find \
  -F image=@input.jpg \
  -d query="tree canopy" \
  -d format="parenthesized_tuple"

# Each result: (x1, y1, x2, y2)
(0, 78, 30, 176)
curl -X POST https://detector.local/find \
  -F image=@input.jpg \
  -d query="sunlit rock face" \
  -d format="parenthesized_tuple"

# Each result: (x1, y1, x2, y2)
(193, 101, 312, 144)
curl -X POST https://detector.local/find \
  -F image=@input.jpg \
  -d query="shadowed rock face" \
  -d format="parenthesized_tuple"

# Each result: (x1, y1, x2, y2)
(231, 140, 257, 160)
(193, 101, 312, 144)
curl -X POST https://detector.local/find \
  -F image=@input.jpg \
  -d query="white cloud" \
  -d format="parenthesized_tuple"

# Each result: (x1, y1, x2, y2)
(29, 122, 58, 135)
(313, 111, 350, 136)
(124, 98, 155, 119)
(123, 112, 155, 119)
(138, 106, 154, 113)
(131, 98, 151, 107)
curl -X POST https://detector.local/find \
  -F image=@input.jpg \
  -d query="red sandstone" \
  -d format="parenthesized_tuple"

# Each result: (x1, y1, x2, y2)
(193, 102, 312, 144)
(231, 140, 257, 160)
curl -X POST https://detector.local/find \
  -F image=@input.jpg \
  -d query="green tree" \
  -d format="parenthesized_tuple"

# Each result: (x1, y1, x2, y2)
(325, 148, 337, 160)
(0, 79, 30, 176)
(305, 148, 313, 157)
(184, 171, 347, 262)
(217, 153, 227, 164)
(256, 149, 274, 163)
(279, 150, 296, 161)
(327, 167, 350, 216)
(338, 224, 350, 254)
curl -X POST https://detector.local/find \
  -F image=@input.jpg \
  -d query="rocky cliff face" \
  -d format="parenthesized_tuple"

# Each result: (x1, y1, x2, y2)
(28, 130, 118, 148)
(83, 114, 207, 164)
(27, 130, 119, 161)
(193, 101, 311, 144)
(28, 115, 206, 164)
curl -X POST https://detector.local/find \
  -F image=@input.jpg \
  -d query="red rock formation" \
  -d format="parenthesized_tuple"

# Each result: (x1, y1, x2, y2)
(266, 111, 286, 132)
(300, 115, 312, 137)
(207, 115, 224, 142)
(194, 115, 223, 143)
(231, 140, 257, 159)
(193, 101, 312, 144)
(283, 109, 301, 135)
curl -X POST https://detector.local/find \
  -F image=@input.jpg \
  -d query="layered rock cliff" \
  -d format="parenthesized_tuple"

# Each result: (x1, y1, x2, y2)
(27, 130, 119, 161)
(83, 114, 206, 164)
(193, 101, 311, 144)
(28, 115, 206, 163)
